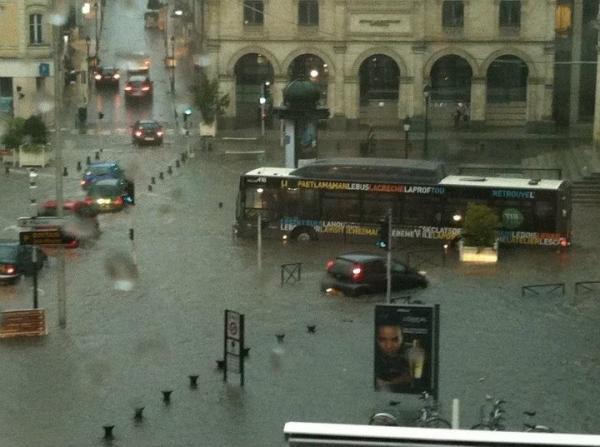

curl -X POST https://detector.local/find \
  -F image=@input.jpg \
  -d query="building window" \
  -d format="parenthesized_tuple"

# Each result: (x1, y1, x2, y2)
(299, 0, 319, 26)
(29, 13, 43, 44)
(499, 0, 521, 28)
(442, 1, 464, 28)
(244, 1, 264, 25)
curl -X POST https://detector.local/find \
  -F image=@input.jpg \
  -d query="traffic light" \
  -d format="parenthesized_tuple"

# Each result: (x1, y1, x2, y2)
(377, 219, 388, 249)
(183, 108, 192, 130)
(124, 180, 135, 205)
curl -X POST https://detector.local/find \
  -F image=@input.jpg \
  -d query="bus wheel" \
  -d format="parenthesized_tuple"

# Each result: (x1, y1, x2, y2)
(292, 227, 316, 242)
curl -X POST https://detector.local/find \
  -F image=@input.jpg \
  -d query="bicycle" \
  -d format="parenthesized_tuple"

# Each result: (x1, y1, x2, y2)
(415, 391, 451, 428)
(369, 392, 451, 428)
(470, 395, 507, 430)
(523, 411, 553, 432)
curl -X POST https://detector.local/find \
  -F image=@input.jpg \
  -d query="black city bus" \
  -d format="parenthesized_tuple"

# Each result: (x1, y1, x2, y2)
(234, 158, 572, 247)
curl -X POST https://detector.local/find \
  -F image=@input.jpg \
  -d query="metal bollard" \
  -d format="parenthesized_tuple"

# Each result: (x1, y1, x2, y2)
(76, 161, 82, 171)
(162, 390, 173, 404)
(175, 160, 180, 168)
(86, 155, 91, 165)
(148, 184, 153, 192)
(151, 176, 156, 184)
(102, 425, 115, 440)
(134, 407, 144, 422)
(167, 165, 172, 175)
(63, 167, 68, 176)
(159, 172, 164, 180)
(189, 375, 199, 388)
(94, 151, 100, 160)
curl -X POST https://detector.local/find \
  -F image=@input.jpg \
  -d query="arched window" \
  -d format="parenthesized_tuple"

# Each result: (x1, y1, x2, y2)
(243, 0, 264, 25)
(29, 13, 43, 45)
(298, 0, 319, 26)
(442, 1, 464, 28)
(499, 0, 521, 28)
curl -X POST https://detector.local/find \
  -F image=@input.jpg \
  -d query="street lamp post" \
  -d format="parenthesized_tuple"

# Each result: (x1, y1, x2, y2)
(259, 81, 270, 138)
(170, 35, 175, 93)
(403, 115, 411, 159)
(423, 84, 432, 160)
(85, 36, 91, 67)
(93, 2, 99, 57)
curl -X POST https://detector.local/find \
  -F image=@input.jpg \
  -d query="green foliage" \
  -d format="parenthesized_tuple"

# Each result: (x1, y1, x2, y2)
(462, 203, 499, 247)
(1, 117, 26, 149)
(23, 115, 48, 144)
(1, 115, 48, 148)
(191, 72, 230, 125)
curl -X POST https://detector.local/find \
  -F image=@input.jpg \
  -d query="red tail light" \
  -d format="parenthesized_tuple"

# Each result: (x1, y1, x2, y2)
(326, 259, 335, 271)
(559, 237, 570, 247)
(84, 196, 94, 205)
(64, 238, 79, 249)
(114, 196, 123, 205)
(351, 264, 364, 282)
(1, 264, 16, 274)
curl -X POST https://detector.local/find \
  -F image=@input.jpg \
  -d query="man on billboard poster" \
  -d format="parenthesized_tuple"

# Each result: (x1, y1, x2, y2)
(374, 304, 438, 395)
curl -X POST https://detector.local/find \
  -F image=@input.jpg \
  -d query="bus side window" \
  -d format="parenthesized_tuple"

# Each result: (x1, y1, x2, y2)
(362, 193, 396, 224)
(284, 188, 319, 219)
(322, 191, 360, 221)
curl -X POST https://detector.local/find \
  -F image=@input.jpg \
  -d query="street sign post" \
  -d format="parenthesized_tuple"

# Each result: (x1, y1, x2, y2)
(19, 229, 64, 246)
(224, 309, 245, 386)
(17, 216, 66, 228)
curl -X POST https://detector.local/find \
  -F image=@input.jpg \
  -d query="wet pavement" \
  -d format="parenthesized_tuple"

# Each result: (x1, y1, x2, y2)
(1, 0, 600, 446)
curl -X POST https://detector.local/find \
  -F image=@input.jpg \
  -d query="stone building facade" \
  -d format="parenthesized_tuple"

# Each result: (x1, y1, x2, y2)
(0, 0, 55, 121)
(197, 0, 558, 130)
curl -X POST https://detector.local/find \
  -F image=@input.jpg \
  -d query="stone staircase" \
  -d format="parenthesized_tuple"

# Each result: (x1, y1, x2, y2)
(521, 145, 600, 206)
(485, 102, 527, 127)
(571, 173, 600, 206)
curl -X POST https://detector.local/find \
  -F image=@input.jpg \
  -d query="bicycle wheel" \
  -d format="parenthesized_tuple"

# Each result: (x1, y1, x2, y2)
(425, 417, 451, 428)
(369, 412, 398, 426)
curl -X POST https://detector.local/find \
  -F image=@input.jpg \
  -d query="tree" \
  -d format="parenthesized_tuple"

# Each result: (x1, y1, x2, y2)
(23, 115, 48, 144)
(191, 72, 230, 125)
(1, 117, 26, 149)
(462, 203, 499, 247)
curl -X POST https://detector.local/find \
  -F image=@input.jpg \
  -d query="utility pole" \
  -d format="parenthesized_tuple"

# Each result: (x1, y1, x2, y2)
(385, 208, 392, 303)
(51, 0, 67, 327)
(594, 7, 600, 152)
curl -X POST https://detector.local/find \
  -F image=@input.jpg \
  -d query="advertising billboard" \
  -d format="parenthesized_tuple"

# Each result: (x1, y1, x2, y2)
(374, 304, 439, 395)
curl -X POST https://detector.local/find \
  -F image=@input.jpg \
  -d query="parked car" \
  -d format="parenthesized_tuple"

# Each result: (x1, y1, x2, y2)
(94, 66, 121, 87)
(80, 161, 124, 190)
(124, 75, 153, 99)
(38, 199, 101, 243)
(132, 120, 164, 145)
(0, 240, 46, 285)
(320, 252, 428, 297)
(84, 178, 133, 212)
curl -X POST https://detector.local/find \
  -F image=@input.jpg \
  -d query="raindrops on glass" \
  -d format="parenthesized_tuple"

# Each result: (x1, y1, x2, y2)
(104, 251, 138, 291)
(193, 54, 211, 68)
(157, 203, 173, 216)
